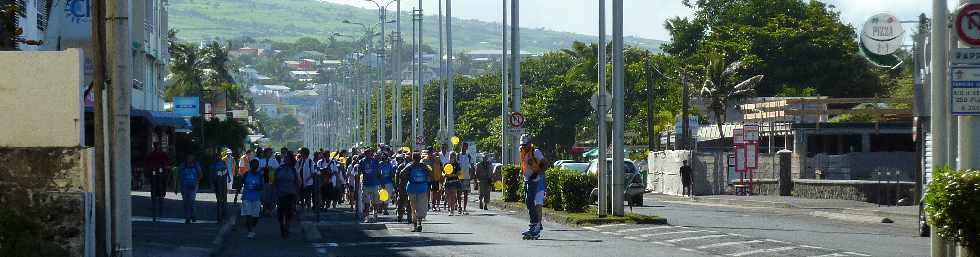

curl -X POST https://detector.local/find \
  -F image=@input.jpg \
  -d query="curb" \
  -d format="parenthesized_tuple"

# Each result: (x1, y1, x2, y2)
(809, 211, 893, 224)
(692, 197, 793, 208)
(488, 200, 667, 227)
(840, 208, 917, 219)
(208, 213, 237, 257)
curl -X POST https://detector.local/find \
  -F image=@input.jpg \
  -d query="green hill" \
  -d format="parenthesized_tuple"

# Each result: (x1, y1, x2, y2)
(168, 0, 664, 53)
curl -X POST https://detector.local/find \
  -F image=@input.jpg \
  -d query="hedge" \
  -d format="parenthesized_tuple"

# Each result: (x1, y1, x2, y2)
(501, 165, 522, 202)
(503, 166, 597, 213)
(925, 167, 980, 254)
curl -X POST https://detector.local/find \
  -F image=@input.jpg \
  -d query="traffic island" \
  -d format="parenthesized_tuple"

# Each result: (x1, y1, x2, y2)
(490, 200, 667, 226)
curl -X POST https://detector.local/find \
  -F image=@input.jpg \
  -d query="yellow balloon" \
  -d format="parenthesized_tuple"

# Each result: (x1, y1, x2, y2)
(379, 188, 389, 201)
(444, 164, 455, 175)
(401, 146, 411, 153)
(451, 136, 461, 145)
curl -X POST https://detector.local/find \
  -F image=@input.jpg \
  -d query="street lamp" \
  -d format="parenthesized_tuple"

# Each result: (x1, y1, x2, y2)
(363, 0, 399, 146)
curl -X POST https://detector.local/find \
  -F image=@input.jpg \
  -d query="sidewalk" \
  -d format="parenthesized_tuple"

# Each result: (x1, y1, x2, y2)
(648, 193, 917, 223)
(132, 191, 234, 257)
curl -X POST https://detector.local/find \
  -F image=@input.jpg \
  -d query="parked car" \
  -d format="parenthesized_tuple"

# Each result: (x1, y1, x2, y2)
(588, 159, 647, 206)
(559, 162, 589, 173)
(553, 160, 574, 167)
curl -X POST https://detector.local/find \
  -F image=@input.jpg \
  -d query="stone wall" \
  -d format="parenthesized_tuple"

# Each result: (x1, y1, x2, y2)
(747, 179, 915, 205)
(0, 147, 92, 257)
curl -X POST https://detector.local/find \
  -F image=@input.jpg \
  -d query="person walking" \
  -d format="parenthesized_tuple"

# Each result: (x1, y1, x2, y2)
(316, 151, 332, 210)
(394, 154, 412, 222)
(456, 143, 476, 215)
(274, 152, 301, 239)
(380, 153, 396, 215)
(145, 143, 171, 222)
(257, 148, 279, 216)
(179, 154, 203, 224)
(358, 149, 384, 223)
(520, 134, 547, 238)
(423, 149, 443, 212)
(475, 156, 493, 210)
(444, 152, 461, 216)
(235, 149, 255, 192)
(211, 149, 233, 223)
(296, 148, 316, 210)
(238, 159, 264, 239)
(680, 160, 693, 198)
(404, 153, 431, 232)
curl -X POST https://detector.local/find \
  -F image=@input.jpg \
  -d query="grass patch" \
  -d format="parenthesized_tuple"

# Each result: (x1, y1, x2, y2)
(491, 200, 666, 227)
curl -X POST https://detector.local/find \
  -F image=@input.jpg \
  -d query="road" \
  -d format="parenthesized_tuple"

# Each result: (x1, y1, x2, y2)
(133, 192, 929, 257)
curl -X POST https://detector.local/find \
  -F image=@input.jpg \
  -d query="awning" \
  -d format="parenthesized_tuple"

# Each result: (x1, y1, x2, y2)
(132, 109, 192, 130)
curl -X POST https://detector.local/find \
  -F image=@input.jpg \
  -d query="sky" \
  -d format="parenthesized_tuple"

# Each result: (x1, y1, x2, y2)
(321, 0, 955, 41)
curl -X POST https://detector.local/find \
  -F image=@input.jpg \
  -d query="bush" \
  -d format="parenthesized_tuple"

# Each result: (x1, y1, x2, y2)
(544, 168, 564, 210)
(561, 171, 598, 213)
(501, 165, 522, 202)
(925, 167, 980, 254)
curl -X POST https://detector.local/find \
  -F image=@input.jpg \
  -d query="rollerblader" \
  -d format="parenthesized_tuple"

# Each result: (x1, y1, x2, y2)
(519, 134, 546, 239)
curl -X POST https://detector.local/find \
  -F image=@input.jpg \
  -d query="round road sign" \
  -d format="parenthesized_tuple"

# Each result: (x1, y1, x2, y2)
(956, 3, 980, 46)
(860, 13, 905, 56)
(416, 136, 424, 146)
(509, 112, 525, 128)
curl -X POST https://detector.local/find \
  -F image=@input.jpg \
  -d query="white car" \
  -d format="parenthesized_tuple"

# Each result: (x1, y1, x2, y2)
(559, 162, 589, 173)
(553, 160, 574, 167)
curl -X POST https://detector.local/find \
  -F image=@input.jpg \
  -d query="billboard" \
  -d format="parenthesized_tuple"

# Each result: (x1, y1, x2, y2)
(173, 96, 200, 117)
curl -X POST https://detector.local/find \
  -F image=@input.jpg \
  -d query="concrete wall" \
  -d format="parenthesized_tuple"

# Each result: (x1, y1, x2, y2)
(749, 179, 915, 205)
(650, 150, 782, 196)
(0, 49, 84, 147)
(804, 152, 916, 180)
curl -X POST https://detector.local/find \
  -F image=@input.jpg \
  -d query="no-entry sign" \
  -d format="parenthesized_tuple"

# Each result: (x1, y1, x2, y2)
(956, 3, 980, 46)
(509, 112, 525, 128)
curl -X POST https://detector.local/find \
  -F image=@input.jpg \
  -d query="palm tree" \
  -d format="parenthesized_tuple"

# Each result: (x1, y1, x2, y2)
(561, 41, 600, 81)
(0, 0, 25, 50)
(698, 54, 763, 138)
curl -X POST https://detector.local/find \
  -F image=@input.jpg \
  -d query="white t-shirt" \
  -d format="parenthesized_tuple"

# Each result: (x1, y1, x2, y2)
(456, 152, 475, 180)
(297, 157, 316, 187)
(257, 158, 279, 173)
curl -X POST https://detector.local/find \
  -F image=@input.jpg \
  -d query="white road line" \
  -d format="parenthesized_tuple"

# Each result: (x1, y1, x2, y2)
(808, 253, 850, 257)
(611, 226, 676, 235)
(666, 234, 730, 243)
(798, 245, 831, 250)
(841, 252, 872, 256)
(696, 240, 764, 249)
(595, 223, 630, 229)
(638, 230, 704, 238)
(764, 239, 788, 244)
(726, 246, 797, 257)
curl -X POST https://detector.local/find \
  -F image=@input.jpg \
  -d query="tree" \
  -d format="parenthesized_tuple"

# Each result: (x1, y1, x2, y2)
(698, 53, 763, 137)
(665, 0, 886, 97)
(0, 0, 25, 50)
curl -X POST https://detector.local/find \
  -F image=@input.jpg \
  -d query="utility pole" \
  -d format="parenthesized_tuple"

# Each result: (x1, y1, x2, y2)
(956, 1, 978, 256)
(438, 0, 446, 145)
(597, 0, 609, 217)
(611, 0, 625, 216)
(417, 1, 424, 146)
(929, 0, 950, 256)
(501, 0, 509, 164)
(446, 0, 455, 146)
(393, 0, 402, 147)
(511, 0, 522, 163)
(646, 61, 656, 150)
(107, 0, 133, 255)
(90, 0, 108, 255)
(411, 8, 418, 150)
(379, 7, 387, 145)
(682, 75, 690, 150)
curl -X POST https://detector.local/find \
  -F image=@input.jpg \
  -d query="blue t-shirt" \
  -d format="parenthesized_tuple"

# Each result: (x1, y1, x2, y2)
(406, 164, 429, 194)
(275, 166, 299, 196)
(211, 160, 227, 175)
(180, 162, 201, 186)
(360, 159, 382, 187)
(241, 172, 263, 201)
(381, 162, 396, 185)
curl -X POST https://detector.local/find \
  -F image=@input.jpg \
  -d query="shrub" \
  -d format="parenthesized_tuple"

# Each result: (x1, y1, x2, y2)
(501, 165, 522, 202)
(544, 168, 564, 210)
(925, 167, 980, 254)
(561, 171, 598, 213)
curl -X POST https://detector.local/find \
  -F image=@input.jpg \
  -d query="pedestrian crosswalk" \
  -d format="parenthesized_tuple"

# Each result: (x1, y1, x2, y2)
(581, 224, 872, 257)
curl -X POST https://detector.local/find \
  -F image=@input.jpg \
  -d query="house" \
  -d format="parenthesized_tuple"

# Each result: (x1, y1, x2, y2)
(249, 85, 291, 96)
(288, 71, 319, 82)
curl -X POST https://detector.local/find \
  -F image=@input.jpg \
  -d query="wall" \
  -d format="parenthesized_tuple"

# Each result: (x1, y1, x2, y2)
(749, 179, 915, 205)
(650, 150, 781, 196)
(0, 49, 84, 147)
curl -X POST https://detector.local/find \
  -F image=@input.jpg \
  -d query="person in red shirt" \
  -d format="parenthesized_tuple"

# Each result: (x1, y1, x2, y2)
(145, 142, 171, 222)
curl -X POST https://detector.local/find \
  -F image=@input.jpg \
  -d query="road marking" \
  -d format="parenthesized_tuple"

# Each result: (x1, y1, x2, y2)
(665, 234, 730, 243)
(611, 226, 676, 235)
(798, 245, 831, 250)
(808, 253, 850, 257)
(842, 252, 872, 256)
(131, 216, 218, 224)
(696, 240, 764, 249)
(637, 230, 704, 238)
(583, 223, 629, 231)
(726, 246, 797, 256)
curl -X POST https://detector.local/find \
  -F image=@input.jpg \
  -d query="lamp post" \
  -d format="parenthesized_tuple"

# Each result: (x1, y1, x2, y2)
(364, 0, 399, 146)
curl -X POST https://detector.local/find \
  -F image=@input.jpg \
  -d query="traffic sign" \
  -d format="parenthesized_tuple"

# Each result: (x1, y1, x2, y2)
(952, 48, 980, 65)
(951, 66, 980, 115)
(509, 112, 525, 128)
(860, 13, 904, 56)
(416, 136, 424, 146)
(743, 124, 760, 142)
(957, 3, 980, 46)
(590, 90, 612, 113)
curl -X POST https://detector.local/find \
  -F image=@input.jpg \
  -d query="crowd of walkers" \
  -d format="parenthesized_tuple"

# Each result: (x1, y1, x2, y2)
(145, 140, 506, 239)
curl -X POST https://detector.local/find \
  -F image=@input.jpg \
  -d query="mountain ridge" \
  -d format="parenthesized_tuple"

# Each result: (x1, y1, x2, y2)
(168, 0, 665, 53)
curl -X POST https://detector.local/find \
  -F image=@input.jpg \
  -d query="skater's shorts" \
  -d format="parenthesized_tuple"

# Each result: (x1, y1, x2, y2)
(363, 185, 381, 205)
(240, 200, 261, 217)
(460, 180, 472, 193)
(525, 190, 545, 206)
(410, 192, 429, 219)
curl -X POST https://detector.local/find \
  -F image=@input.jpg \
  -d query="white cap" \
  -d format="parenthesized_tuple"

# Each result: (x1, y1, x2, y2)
(520, 134, 530, 145)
